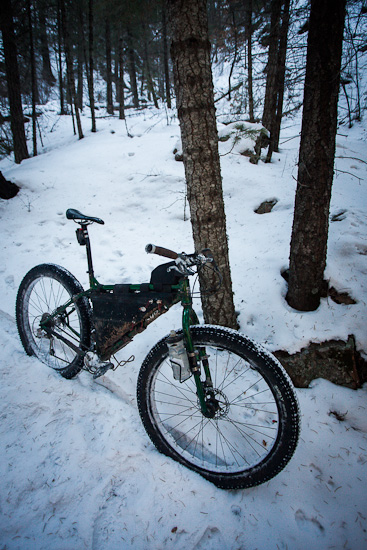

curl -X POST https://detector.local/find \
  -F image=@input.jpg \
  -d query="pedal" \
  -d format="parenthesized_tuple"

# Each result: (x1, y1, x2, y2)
(92, 362, 114, 379)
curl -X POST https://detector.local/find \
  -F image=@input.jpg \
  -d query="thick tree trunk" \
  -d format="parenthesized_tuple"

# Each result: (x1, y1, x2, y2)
(167, 0, 237, 329)
(0, 0, 29, 164)
(287, 0, 346, 311)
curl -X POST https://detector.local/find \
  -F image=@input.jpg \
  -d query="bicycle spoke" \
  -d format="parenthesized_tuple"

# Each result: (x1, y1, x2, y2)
(23, 275, 82, 370)
(149, 339, 281, 473)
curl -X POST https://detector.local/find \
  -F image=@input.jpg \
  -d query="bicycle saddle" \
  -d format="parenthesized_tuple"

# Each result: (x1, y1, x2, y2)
(66, 208, 104, 225)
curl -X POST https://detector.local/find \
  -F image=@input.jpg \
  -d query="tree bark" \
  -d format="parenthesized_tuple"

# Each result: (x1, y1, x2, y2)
(287, 0, 346, 312)
(105, 17, 114, 115)
(77, 4, 84, 111)
(142, 23, 159, 108)
(162, 3, 171, 109)
(167, 0, 237, 329)
(0, 0, 29, 164)
(118, 35, 125, 120)
(38, 0, 56, 86)
(27, 0, 38, 156)
(87, 0, 96, 131)
(60, 0, 83, 139)
(245, 0, 254, 122)
(262, 0, 282, 132)
(57, 0, 66, 115)
(271, 0, 290, 154)
(126, 27, 139, 108)
(227, 0, 238, 101)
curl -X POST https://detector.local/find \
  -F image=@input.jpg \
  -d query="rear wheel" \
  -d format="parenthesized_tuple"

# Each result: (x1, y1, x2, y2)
(16, 264, 91, 379)
(137, 326, 300, 489)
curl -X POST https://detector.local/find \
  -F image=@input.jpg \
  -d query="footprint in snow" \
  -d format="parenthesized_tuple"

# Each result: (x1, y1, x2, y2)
(193, 526, 225, 550)
(5, 275, 15, 289)
(295, 509, 325, 534)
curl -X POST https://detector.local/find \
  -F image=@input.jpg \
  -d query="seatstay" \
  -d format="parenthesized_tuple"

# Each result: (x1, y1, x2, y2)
(66, 208, 104, 225)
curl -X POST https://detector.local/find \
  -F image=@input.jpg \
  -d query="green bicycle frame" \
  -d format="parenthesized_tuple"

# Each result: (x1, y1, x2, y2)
(41, 223, 212, 415)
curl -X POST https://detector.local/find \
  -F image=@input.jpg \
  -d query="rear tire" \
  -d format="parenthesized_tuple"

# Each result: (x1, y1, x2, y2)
(16, 264, 91, 379)
(137, 326, 300, 489)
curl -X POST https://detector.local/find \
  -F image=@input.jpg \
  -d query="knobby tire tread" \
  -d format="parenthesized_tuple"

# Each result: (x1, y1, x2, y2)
(16, 263, 91, 379)
(137, 325, 300, 490)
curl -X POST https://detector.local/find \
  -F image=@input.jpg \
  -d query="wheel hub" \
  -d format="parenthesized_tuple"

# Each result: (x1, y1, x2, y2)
(201, 388, 230, 419)
(33, 313, 53, 339)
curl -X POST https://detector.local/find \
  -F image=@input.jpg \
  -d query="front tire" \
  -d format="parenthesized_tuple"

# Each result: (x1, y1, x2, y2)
(16, 264, 91, 379)
(137, 326, 300, 489)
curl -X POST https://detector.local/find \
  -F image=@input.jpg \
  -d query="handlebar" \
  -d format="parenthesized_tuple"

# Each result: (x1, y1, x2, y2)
(145, 244, 178, 260)
(145, 244, 216, 277)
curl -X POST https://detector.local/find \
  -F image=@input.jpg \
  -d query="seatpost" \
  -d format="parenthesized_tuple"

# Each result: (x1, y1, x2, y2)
(76, 223, 95, 285)
(85, 228, 95, 284)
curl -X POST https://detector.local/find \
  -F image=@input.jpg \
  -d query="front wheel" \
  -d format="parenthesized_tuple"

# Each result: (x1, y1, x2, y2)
(16, 264, 91, 379)
(137, 326, 300, 489)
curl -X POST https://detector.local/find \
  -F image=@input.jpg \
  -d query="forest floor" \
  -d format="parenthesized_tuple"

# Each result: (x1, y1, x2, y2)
(0, 104, 366, 549)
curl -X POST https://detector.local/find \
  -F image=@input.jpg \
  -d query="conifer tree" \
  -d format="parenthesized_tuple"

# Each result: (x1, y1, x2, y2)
(0, 0, 29, 163)
(168, 0, 238, 329)
(287, 0, 347, 311)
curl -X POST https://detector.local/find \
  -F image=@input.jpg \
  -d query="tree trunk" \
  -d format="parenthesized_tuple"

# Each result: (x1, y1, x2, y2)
(287, 0, 346, 312)
(162, 4, 171, 109)
(245, 0, 254, 122)
(126, 27, 139, 108)
(167, 0, 237, 329)
(0, 0, 29, 164)
(38, 0, 56, 86)
(27, 0, 38, 156)
(60, 0, 83, 139)
(87, 0, 96, 131)
(118, 35, 125, 120)
(262, 0, 282, 132)
(142, 23, 159, 108)
(227, 0, 238, 101)
(268, 0, 290, 158)
(77, 4, 84, 111)
(57, 0, 66, 115)
(105, 17, 114, 115)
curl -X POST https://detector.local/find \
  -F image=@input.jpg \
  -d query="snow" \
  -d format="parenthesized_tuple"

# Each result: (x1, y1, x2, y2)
(0, 105, 366, 549)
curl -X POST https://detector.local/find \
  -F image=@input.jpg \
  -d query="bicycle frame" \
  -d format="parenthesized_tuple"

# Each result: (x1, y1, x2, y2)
(41, 222, 212, 415)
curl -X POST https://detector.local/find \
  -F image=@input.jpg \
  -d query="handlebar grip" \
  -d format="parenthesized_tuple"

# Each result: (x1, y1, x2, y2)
(145, 244, 178, 260)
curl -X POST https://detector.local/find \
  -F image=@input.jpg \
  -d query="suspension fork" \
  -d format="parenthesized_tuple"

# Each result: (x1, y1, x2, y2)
(180, 280, 213, 416)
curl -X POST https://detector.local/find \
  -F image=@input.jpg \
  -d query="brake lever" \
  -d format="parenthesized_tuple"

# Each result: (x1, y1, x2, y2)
(196, 252, 214, 264)
(167, 254, 196, 276)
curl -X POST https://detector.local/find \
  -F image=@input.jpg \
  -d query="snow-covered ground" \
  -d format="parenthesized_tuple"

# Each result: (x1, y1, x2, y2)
(0, 106, 366, 549)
